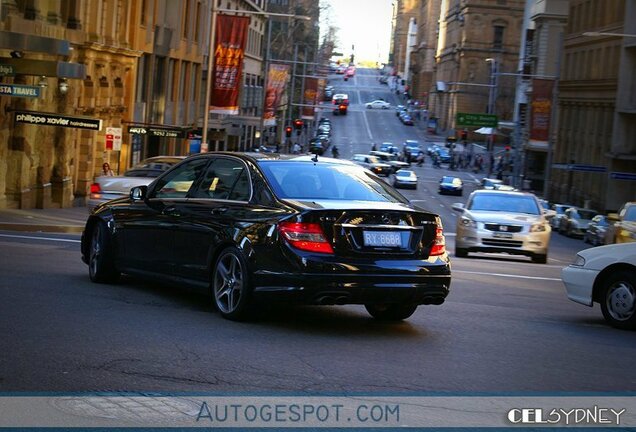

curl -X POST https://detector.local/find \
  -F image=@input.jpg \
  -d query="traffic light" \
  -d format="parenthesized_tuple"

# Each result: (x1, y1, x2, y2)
(460, 130, 468, 141)
(293, 119, 304, 130)
(505, 146, 511, 152)
(285, 126, 292, 137)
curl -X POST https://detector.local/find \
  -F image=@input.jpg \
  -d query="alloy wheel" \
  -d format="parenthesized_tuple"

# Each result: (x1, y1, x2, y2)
(214, 252, 244, 314)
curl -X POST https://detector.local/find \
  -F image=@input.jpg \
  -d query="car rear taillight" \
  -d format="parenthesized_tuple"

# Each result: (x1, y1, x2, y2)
(278, 222, 334, 254)
(430, 226, 446, 256)
(90, 183, 101, 194)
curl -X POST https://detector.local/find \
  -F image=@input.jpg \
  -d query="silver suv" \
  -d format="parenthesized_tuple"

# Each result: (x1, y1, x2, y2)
(452, 190, 552, 264)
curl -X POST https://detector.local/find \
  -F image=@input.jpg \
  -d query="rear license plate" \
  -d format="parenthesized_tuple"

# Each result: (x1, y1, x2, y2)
(493, 232, 513, 239)
(363, 231, 402, 247)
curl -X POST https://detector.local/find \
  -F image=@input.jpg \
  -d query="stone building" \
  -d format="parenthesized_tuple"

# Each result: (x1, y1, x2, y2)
(0, 0, 211, 209)
(409, 0, 442, 107)
(550, 0, 636, 211)
(391, 0, 420, 78)
(429, 0, 525, 132)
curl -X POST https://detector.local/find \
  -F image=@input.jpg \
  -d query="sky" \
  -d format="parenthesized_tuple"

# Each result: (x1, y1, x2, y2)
(320, 0, 394, 64)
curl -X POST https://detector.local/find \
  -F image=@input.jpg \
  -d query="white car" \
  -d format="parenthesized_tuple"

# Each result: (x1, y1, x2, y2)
(88, 156, 185, 211)
(392, 169, 418, 189)
(365, 100, 391, 109)
(452, 190, 552, 263)
(562, 243, 636, 330)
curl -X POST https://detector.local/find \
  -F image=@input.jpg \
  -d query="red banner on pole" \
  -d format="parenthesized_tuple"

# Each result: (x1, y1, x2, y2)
(529, 79, 554, 142)
(210, 14, 250, 115)
(263, 64, 290, 127)
(301, 77, 318, 120)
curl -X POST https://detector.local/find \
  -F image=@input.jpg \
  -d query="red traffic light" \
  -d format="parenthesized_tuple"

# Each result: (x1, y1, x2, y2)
(505, 146, 511, 151)
(285, 126, 292, 137)
(293, 119, 304, 129)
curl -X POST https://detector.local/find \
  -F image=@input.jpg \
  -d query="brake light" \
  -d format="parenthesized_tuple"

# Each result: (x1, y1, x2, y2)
(278, 222, 334, 254)
(430, 226, 446, 256)
(90, 183, 101, 194)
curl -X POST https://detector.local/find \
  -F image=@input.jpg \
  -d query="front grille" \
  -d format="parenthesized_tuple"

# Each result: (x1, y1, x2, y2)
(482, 239, 523, 247)
(484, 223, 523, 233)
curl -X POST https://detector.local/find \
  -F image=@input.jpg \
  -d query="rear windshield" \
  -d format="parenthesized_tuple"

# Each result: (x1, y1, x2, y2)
(258, 161, 408, 203)
(468, 193, 540, 215)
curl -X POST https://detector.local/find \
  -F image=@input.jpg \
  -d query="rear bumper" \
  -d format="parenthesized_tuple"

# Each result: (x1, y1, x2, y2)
(252, 272, 451, 305)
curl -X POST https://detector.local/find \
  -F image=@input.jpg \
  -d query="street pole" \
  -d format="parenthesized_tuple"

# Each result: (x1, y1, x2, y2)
(259, 18, 273, 149)
(202, 4, 217, 151)
(287, 43, 299, 150)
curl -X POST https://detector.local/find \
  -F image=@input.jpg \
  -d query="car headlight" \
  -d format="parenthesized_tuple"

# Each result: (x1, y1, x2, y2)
(460, 216, 476, 228)
(530, 223, 547, 232)
(572, 254, 586, 267)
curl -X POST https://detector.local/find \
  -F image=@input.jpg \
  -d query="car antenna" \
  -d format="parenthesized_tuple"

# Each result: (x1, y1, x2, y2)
(311, 153, 318, 163)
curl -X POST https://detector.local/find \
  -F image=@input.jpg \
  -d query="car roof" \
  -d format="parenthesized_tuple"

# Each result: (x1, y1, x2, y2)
(470, 189, 537, 198)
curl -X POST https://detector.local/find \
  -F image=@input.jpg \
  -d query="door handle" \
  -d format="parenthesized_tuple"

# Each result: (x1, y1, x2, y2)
(211, 207, 228, 215)
(162, 206, 180, 216)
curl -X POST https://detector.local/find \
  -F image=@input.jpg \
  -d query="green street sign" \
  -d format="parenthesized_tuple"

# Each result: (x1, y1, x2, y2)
(0, 64, 15, 76)
(456, 112, 498, 128)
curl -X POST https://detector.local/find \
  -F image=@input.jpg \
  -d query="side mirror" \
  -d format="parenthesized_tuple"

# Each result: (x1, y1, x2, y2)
(130, 185, 147, 201)
(607, 213, 619, 222)
(452, 203, 465, 212)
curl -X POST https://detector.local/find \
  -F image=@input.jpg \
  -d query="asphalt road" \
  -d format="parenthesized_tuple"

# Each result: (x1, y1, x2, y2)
(0, 69, 634, 394)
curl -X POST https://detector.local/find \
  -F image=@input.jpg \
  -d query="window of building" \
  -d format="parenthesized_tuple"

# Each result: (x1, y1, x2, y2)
(182, 0, 190, 39)
(493, 25, 504, 50)
(180, 62, 188, 102)
(194, 1, 201, 42)
(141, 0, 147, 25)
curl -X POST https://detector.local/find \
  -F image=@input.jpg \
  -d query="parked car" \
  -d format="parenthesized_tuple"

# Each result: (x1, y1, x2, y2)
(562, 242, 636, 330)
(402, 140, 423, 163)
(392, 169, 418, 189)
(81, 153, 451, 321)
(480, 178, 503, 190)
(308, 139, 326, 156)
(438, 176, 463, 196)
(606, 201, 636, 244)
(550, 203, 575, 229)
(88, 156, 185, 211)
(399, 112, 414, 125)
(351, 154, 392, 176)
(558, 207, 598, 237)
(379, 142, 399, 155)
(365, 100, 391, 109)
(369, 150, 410, 173)
(584, 215, 611, 246)
(452, 190, 551, 263)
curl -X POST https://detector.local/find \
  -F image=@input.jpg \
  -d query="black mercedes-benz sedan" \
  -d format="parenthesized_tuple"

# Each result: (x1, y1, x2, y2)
(81, 153, 451, 321)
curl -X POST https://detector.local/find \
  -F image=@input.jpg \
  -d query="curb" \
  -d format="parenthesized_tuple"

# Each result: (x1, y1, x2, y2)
(0, 223, 84, 234)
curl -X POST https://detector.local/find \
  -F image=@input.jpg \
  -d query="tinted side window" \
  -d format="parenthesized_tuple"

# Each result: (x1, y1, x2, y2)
(192, 158, 251, 201)
(152, 159, 209, 199)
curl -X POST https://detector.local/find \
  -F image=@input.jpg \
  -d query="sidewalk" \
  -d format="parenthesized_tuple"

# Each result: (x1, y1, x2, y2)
(0, 206, 88, 234)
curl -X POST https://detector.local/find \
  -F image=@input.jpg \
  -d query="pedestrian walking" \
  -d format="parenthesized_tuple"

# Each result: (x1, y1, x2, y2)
(102, 162, 114, 176)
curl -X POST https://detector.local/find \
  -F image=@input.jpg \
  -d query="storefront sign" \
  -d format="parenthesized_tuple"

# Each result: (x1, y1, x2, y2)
(127, 126, 185, 138)
(0, 64, 15, 76)
(14, 111, 102, 130)
(1, 84, 40, 98)
(105, 127, 123, 151)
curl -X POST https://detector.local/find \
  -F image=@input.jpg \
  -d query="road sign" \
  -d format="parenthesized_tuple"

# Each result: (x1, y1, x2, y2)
(456, 112, 498, 128)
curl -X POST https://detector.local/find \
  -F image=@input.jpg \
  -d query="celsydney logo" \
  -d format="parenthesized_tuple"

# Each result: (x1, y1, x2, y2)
(507, 407, 626, 425)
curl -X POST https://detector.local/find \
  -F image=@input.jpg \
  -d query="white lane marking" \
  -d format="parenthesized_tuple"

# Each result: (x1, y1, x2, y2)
(361, 109, 373, 140)
(0, 233, 81, 243)
(454, 269, 561, 281)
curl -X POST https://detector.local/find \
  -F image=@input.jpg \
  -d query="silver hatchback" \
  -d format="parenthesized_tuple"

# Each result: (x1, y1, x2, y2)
(452, 190, 552, 263)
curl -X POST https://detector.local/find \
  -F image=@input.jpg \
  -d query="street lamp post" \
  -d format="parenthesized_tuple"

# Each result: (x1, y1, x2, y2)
(485, 58, 498, 177)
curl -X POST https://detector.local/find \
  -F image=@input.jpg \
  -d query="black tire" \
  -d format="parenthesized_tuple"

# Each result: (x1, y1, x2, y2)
(212, 247, 253, 321)
(455, 248, 468, 258)
(600, 270, 636, 330)
(365, 303, 417, 321)
(88, 221, 120, 283)
(532, 254, 548, 264)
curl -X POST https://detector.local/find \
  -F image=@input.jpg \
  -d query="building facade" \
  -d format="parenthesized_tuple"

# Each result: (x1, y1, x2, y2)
(392, 0, 420, 78)
(550, 0, 635, 211)
(429, 0, 525, 132)
(409, 0, 442, 107)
